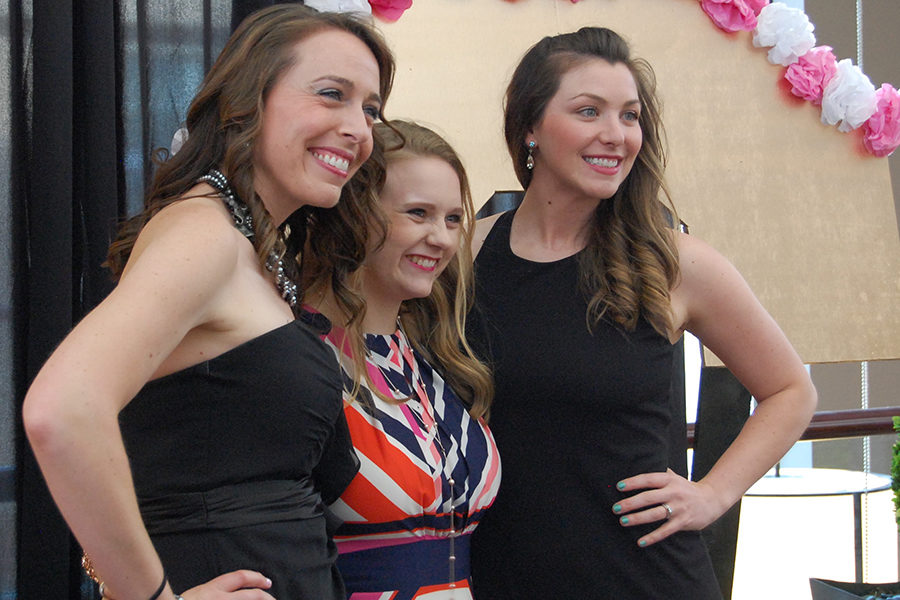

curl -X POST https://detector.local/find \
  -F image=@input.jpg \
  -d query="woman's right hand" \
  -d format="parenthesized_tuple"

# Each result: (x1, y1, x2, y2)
(179, 570, 275, 599)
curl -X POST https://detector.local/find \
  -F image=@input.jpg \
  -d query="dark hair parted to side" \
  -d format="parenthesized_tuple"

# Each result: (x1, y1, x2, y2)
(324, 121, 494, 420)
(106, 4, 396, 320)
(505, 27, 679, 338)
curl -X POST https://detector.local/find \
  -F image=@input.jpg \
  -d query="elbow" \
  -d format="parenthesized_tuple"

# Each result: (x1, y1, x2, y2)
(22, 385, 65, 455)
(786, 374, 818, 432)
(22, 380, 91, 458)
(802, 375, 818, 419)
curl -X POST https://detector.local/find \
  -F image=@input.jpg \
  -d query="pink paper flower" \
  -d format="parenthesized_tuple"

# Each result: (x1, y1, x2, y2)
(700, 0, 767, 33)
(863, 84, 900, 157)
(784, 45, 837, 105)
(368, 0, 412, 22)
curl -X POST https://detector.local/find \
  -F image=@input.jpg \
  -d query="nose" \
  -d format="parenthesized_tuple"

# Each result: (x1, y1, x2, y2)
(597, 115, 625, 146)
(340, 105, 373, 146)
(426, 221, 454, 250)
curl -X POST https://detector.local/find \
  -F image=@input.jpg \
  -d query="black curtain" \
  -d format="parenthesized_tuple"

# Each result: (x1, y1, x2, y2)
(7, 2, 251, 598)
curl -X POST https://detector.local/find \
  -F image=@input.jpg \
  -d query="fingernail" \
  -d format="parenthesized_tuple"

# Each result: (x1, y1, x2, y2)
(266, 578, 272, 586)
(620, 516, 629, 525)
(613, 504, 622, 513)
(638, 539, 647, 547)
(617, 481, 626, 491)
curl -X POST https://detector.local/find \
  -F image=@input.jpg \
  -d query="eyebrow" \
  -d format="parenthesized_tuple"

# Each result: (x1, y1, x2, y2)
(314, 75, 383, 106)
(570, 93, 641, 107)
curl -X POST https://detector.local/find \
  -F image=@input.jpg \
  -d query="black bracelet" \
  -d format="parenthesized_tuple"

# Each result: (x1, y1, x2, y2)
(147, 572, 167, 600)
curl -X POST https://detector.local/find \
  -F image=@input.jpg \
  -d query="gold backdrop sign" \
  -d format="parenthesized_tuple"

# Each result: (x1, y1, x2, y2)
(378, 0, 900, 365)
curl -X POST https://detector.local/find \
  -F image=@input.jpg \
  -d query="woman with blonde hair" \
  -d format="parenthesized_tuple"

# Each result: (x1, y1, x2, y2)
(306, 120, 500, 599)
(23, 5, 395, 599)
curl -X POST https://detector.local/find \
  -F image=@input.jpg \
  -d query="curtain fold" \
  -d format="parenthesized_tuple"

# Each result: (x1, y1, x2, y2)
(11, 2, 241, 598)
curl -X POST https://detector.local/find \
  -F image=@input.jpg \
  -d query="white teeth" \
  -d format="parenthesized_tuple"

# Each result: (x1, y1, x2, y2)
(313, 152, 350, 171)
(585, 157, 619, 168)
(409, 256, 437, 268)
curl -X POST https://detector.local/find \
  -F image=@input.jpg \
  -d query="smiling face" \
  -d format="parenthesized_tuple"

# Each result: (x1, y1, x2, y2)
(528, 58, 642, 203)
(253, 28, 382, 224)
(361, 156, 464, 321)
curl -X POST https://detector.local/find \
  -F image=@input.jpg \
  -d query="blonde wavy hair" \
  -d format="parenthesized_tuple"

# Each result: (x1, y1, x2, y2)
(105, 4, 395, 321)
(505, 27, 679, 338)
(325, 120, 494, 420)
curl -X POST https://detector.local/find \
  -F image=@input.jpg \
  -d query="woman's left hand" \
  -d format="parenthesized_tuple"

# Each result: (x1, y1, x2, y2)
(612, 468, 726, 548)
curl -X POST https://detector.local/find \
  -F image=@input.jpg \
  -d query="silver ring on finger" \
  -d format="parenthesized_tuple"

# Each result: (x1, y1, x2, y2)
(661, 502, 673, 520)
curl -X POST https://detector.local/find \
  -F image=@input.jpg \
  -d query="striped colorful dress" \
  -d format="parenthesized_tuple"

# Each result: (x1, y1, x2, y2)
(320, 321, 501, 600)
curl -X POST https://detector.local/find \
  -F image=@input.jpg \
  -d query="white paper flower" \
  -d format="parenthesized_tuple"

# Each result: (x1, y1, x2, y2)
(821, 59, 878, 132)
(752, 3, 815, 66)
(171, 126, 189, 155)
(303, 0, 372, 16)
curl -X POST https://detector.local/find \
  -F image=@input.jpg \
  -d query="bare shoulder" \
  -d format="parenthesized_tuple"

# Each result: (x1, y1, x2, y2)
(674, 230, 727, 274)
(671, 231, 749, 321)
(114, 185, 256, 333)
(25, 187, 257, 410)
(672, 232, 747, 305)
(471, 212, 505, 258)
(125, 185, 246, 283)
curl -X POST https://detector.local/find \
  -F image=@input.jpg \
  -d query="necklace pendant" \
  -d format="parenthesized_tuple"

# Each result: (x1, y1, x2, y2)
(265, 251, 298, 308)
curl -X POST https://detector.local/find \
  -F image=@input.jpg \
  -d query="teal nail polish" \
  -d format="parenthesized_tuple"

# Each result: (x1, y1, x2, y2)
(617, 481, 626, 491)
(620, 516, 629, 525)
(613, 504, 622, 513)
(638, 539, 647, 547)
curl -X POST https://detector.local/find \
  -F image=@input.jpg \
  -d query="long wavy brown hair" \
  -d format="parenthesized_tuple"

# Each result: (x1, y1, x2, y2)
(105, 4, 396, 320)
(505, 27, 679, 339)
(321, 121, 494, 420)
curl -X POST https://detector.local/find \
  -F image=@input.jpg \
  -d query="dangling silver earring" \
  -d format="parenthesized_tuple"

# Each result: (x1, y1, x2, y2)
(525, 140, 536, 170)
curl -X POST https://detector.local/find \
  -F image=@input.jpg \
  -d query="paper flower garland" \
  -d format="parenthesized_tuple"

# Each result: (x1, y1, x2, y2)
(821, 59, 877, 133)
(702, 0, 900, 157)
(752, 3, 815, 66)
(305, 0, 412, 22)
(784, 45, 837, 105)
(700, 0, 767, 33)
(368, 0, 413, 22)
(864, 84, 900, 157)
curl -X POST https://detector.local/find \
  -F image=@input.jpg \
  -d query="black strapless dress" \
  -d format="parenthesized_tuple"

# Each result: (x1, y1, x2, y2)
(119, 319, 358, 599)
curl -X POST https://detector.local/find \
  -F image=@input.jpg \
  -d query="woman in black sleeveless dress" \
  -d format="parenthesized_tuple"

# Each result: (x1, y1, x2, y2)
(468, 27, 817, 599)
(23, 6, 394, 600)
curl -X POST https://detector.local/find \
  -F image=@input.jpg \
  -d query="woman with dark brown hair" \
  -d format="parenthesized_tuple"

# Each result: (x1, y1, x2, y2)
(22, 5, 394, 599)
(468, 27, 816, 598)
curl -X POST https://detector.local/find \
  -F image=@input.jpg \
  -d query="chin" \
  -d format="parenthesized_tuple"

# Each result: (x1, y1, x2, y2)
(303, 190, 342, 209)
(401, 286, 434, 301)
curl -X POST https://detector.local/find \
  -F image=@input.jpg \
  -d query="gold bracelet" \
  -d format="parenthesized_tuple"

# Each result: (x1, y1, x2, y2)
(82, 552, 167, 600)
(81, 552, 100, 584)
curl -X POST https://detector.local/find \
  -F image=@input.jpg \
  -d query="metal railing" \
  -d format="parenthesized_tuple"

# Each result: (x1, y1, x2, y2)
(687, 406, 899, 446)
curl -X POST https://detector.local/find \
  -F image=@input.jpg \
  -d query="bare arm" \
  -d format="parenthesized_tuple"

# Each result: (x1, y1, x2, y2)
(614, 232, 817, 547)
(23, 199, 274, 599)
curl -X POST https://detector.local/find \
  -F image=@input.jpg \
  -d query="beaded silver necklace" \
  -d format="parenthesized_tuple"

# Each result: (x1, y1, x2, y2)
(370, 323, 460, 589)
(198, 169, 298, 308)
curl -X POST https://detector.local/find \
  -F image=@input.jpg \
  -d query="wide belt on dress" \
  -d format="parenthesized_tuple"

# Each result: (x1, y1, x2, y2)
(138, 478, 323, 534)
